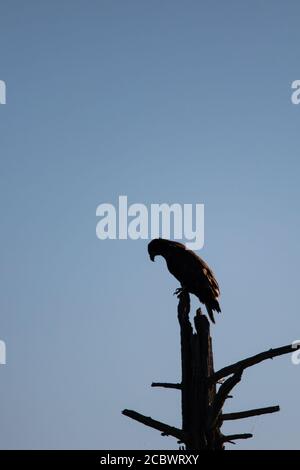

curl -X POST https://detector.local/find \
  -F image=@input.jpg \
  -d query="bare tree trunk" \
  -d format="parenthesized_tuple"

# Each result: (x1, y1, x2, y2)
(178, 292, 222, 449)
(122, 290, 298, 449)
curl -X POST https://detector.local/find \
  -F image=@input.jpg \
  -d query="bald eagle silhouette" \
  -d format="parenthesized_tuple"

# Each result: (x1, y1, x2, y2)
(148, 238, 221, 323)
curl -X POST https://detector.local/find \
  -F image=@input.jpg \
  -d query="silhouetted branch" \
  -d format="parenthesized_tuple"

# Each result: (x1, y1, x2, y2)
(222, 405, 280, 421)
(209, 370, 243, 428)
(151, 382, 182, 390)
(221, 433, 253, 443)
(122, 409, 185, 441)
(212, 344, 299, 382)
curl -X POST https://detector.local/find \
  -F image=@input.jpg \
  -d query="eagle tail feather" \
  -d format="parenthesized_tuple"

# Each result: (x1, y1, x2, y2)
(206, 299, 221, 324)
(213, 299, 221, 313)
(206, 306, 216, 324)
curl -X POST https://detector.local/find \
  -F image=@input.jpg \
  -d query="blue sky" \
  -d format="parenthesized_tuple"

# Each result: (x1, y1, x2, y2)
(0, 0, 299, 449)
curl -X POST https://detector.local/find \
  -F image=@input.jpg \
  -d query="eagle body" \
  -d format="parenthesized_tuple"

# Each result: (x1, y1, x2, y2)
(148, 238, 221, 323)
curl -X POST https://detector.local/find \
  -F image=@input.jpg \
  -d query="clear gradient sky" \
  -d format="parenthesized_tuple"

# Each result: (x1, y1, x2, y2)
(0, 0, 300, 449)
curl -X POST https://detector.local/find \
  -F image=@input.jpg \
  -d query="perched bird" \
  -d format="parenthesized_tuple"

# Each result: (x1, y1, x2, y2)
(148, 238, 221, 323)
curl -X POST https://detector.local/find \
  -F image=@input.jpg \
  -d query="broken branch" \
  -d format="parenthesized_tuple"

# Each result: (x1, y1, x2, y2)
(122, 409, 185, 441)
(151, 382, 182, 390)
(222, 405, 280, 421)
(222, 433, 253, 443)
(209, 370, 243, 428)
(212, 344, 299, 382)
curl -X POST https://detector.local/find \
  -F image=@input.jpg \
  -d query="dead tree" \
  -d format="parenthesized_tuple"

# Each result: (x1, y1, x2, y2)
(122, 290, 299, 449)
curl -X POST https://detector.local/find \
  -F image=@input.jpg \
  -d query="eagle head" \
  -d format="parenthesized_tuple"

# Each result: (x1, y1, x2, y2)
(148, 238, 184, 261)
(148, 238, 162, 261)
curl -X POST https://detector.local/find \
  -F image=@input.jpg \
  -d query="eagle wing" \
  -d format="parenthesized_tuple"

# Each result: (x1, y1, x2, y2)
(166, 245, 220, 300)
